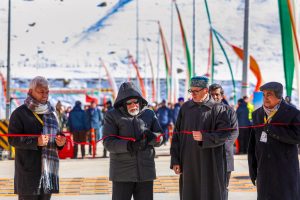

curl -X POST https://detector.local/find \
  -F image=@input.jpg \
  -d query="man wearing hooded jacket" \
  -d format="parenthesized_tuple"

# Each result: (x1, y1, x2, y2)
(103, 82, 165, 200)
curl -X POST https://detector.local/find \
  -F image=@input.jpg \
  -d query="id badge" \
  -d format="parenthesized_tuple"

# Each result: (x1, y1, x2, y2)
(260, 131, 267, 143)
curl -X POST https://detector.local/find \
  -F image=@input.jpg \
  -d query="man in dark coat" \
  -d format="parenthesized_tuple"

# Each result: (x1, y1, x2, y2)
(101, 100, 114, 158)
(236, 98, 251, 153)
(103, 82, 166, 200)
(209, 83, 239, 200)
(68, 101, 88, 159)
(170, 76, 231, 200)
(172, 97, 184, 124)
(248, 82, 300, 200)
(156, 99, 172, 140)
(8, 76, 66, 200)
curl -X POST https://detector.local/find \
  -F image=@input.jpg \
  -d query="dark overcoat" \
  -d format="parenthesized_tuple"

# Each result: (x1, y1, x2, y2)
(8, 105, 62, 195)
(103, 82, 165, 182)
(248, 101, 300, 200)
(170, 97, 231, 200)
(224, 105, 239, 172)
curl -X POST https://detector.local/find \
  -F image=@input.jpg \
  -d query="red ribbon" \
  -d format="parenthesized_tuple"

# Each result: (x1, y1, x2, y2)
(2, 122, 299, 145)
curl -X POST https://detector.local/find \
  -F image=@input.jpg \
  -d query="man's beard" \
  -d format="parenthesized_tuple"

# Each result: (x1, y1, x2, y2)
(128, 108, 140, 116)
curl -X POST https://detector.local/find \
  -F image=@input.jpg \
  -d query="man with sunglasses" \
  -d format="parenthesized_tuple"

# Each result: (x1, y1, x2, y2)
(170, 76, 231, 200)
(103, 82, 165, 200)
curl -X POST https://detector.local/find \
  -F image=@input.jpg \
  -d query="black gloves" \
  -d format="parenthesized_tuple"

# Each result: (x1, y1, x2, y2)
(143, 130, 163, 146)
(127, 138, 147, 153)
(127, 130, 164, 154)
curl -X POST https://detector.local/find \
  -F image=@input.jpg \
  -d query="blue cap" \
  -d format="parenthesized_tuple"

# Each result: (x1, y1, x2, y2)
(178, 97, 184, 102)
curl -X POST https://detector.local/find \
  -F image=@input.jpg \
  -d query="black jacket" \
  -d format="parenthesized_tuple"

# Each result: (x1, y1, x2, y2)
(248, 101, 300, 200)
(8, 105, 62, 195)
(103, 82, 165, 182)
(224, 104, 239, 172)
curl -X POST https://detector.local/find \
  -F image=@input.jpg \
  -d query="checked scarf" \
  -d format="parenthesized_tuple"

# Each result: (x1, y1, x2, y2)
(25, 95, 60, 193)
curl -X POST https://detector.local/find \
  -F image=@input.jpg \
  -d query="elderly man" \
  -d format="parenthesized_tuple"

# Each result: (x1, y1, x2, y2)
(248, 82, 300, 200)
(209, 83, 239, 199)
(170, 76, 231, 200)
(103, 82, 165, 200)
(8, 76, 66, 200)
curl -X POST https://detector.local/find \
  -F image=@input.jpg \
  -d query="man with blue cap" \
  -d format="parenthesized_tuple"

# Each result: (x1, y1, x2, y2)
(170, 76, 232, 200)
(248, 81, 300, 200)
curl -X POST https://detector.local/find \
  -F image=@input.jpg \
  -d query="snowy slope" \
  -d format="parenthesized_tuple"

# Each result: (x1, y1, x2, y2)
(0, 0, 299, 87)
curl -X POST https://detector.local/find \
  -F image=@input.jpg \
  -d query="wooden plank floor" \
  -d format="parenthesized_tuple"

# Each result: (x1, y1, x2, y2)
(0, 173, 256, 196)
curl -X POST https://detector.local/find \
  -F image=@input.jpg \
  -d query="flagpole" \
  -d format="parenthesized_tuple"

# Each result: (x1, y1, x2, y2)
(170, 0, 174, 103)
(192, 0, 196, 76)
(156, 22, 161, 103)
(6, 0, 11, 119)
(136, 0, 140, 64)
(241, 0, 250, 97)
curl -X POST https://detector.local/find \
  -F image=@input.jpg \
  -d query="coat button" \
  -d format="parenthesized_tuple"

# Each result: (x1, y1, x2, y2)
(267, 154, 271, 158)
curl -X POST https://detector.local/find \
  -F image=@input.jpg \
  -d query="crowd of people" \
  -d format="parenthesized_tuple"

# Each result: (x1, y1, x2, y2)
(52, 98, 114, 159)
(7, 75, 300, 200)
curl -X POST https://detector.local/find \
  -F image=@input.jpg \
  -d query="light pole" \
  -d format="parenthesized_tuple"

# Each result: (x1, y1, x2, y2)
(192, 0, 196, 76)
(136, 0, 140, 64)
(6, 0, 11, 119)
(241, 0, 250, 97)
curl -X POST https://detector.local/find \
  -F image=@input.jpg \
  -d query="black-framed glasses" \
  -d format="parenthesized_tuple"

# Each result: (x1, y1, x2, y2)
(125, 99, 139, 105)
(188, 88, 204, 94)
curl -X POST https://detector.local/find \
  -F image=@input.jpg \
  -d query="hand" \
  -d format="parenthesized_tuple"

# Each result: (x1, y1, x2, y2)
(38, 135, 49, 146)
(127, 138, 147, 153)
(192, 131, 203, 141)
(143, 130, 160, 146)
(55, 135, 66, 147)
(173, 165, 181, 175)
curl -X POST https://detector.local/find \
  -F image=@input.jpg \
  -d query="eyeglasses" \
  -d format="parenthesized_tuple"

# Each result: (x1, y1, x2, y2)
(125, 99, 139, 106)
(188, 88, 204, 94)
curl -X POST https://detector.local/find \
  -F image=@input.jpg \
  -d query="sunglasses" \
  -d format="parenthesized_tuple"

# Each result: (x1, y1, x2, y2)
(188, 88, 204, 94)
(125, 99, 139, 105)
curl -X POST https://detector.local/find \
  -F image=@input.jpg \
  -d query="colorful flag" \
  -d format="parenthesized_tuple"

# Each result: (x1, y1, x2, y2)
(158, 22, 172, 102)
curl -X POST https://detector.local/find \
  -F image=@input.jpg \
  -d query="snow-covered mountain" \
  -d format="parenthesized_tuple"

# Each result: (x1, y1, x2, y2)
(0, 0, 299, 109)
(0, 0, 298, 79)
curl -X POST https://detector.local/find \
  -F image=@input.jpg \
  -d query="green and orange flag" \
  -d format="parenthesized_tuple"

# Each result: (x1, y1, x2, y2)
(278, 0, 299, 96)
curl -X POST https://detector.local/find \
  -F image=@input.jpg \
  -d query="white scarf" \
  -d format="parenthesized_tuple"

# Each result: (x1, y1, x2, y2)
(263, 100, 281, 116)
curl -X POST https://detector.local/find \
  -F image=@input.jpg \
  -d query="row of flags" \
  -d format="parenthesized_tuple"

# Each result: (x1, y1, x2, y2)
(90, 0, 299, 104)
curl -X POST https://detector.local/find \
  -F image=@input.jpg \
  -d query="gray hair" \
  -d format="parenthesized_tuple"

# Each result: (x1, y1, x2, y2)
(29, 76, 49, 89)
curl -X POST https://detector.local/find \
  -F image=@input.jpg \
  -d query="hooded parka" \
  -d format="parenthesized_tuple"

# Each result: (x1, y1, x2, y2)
(103, 82, 165, 182)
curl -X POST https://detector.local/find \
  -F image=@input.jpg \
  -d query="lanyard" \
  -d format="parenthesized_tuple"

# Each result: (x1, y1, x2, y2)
(32, 112, 44, 126)
(263, 110, 277, 124)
